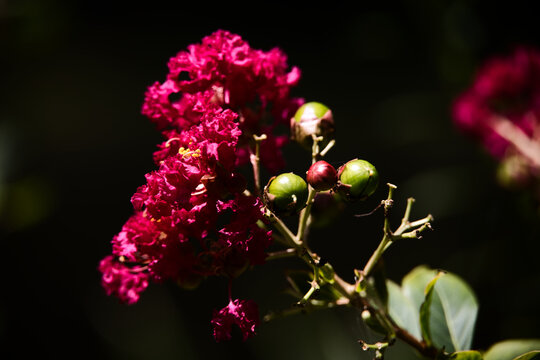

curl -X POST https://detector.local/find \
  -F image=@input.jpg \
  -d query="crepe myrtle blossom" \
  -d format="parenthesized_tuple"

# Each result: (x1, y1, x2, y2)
(142, 29, 303, 173)
(99, 30, 306, 342)
(101, 89, 273, 341)
(98, 255, 149, 305)
(102, 102, 272, 272)
(452, 47, 540, 182)
(212, 298, 260, 342)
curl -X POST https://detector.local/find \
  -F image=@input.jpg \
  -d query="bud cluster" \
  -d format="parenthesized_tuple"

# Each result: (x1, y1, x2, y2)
(265, 150, 379, 222)
(263, 103, 380, 217)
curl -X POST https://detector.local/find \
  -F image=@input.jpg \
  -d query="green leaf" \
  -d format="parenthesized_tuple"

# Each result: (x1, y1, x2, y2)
(387, 280, 422, 340)
(450, 350, 483, 360)
(402, 265, 439, 312)
(419, 271, 444, 348)
(416, 268, 478, 352)
(484, 339, 540, 360)
(513, 351, 540, 360)
(391, 266, 478, 353)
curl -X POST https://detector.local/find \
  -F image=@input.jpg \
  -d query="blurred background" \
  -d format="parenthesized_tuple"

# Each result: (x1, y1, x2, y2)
(2, 0, 540, 358)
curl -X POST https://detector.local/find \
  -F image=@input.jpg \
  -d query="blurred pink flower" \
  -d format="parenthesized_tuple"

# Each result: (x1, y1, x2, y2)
(453, 47, 540, 190)
(212, 299, 259, 342)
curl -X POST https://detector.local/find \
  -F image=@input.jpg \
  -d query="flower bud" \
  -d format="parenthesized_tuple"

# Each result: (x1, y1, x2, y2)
(336, 159, 379, 201)
(306, 160, 338, 191)
(360, 309, 385, 334)
(361, 309, 372, 321)
(291, 101, 335, 150)
(264, 172, 308, 215)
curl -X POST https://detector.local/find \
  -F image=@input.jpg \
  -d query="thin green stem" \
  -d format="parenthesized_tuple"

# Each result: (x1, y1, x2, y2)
(396, 219, 433, 240)
(297, 186, 317, 242)
(398, 198, 415, 230)
(296, 134, 323, 243)
(332, 273, 356, 298)
(319, 139, 336, 158)
(362, 183, 397, 277)
(300, 281, 319, 303)
(264, 208, 301, 247)
(359, 339, 391, 352)
(250, 134, 267, 197)
(392, 214, 433, 240)
(363, 186, 434, 274)
(266, 248, 296, 261)
(383, 183, 397, 234)
(311, 134, 323, 164)
(406, 215, 434, 231)
(363, 234, 392, 278)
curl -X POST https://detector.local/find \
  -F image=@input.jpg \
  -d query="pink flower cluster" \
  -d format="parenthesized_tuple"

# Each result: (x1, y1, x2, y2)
(452, 47, 540, 161)
(211, 299, 259, 342)
(142, 30, 302, 173)
(99, 30, 303, 341)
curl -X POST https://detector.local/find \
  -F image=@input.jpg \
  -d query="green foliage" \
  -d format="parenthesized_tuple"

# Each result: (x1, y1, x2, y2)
(513, 352, 540, 360)
(450, 350, 483, 360)
(387, 266, 478, 353)
(419, 271, 445, 348)
(484, 340, 540, 360)
(387, 279, 422, 340)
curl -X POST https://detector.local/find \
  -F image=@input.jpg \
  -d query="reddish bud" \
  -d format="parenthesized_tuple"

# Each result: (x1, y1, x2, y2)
(306, 161, 338, 191)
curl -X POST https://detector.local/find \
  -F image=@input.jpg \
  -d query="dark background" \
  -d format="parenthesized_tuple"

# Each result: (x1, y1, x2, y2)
(2, 1, 539, 359)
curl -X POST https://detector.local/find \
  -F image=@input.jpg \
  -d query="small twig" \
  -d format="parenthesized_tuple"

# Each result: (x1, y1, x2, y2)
(249, 134, 267, 197)
(297, 186, 316, 242)
(266, 248, 297, 261)
(297, 135, 323, 243)
(319, 139, 336, 157)
(354, 202, 383, 217)
(393, 214, 434, 239)
(264, 208, 301, 247)
(362, 184, 397, 277)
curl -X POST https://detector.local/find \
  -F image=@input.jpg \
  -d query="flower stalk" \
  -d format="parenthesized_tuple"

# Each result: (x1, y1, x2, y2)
(250, 134, 268, 197)
(296, 135, 325, 243)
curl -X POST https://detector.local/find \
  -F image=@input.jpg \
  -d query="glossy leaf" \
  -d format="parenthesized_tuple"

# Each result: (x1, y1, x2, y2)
(419, 271, 444, 348)
(484, 340, 540, 360)
(387, 280, 422, 340)
(450, 350, 483, 360)
(402, 265, 439, 312)
(408, 266, 478, 352)
(513, 351, 540, 360)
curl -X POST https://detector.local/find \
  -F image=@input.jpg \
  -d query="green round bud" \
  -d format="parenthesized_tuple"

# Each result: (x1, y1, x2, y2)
(293, 102, 330, 123)
(265, 172, 308, 215)
(290, 101, 335, 150)
(336, 159, 379, 201)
